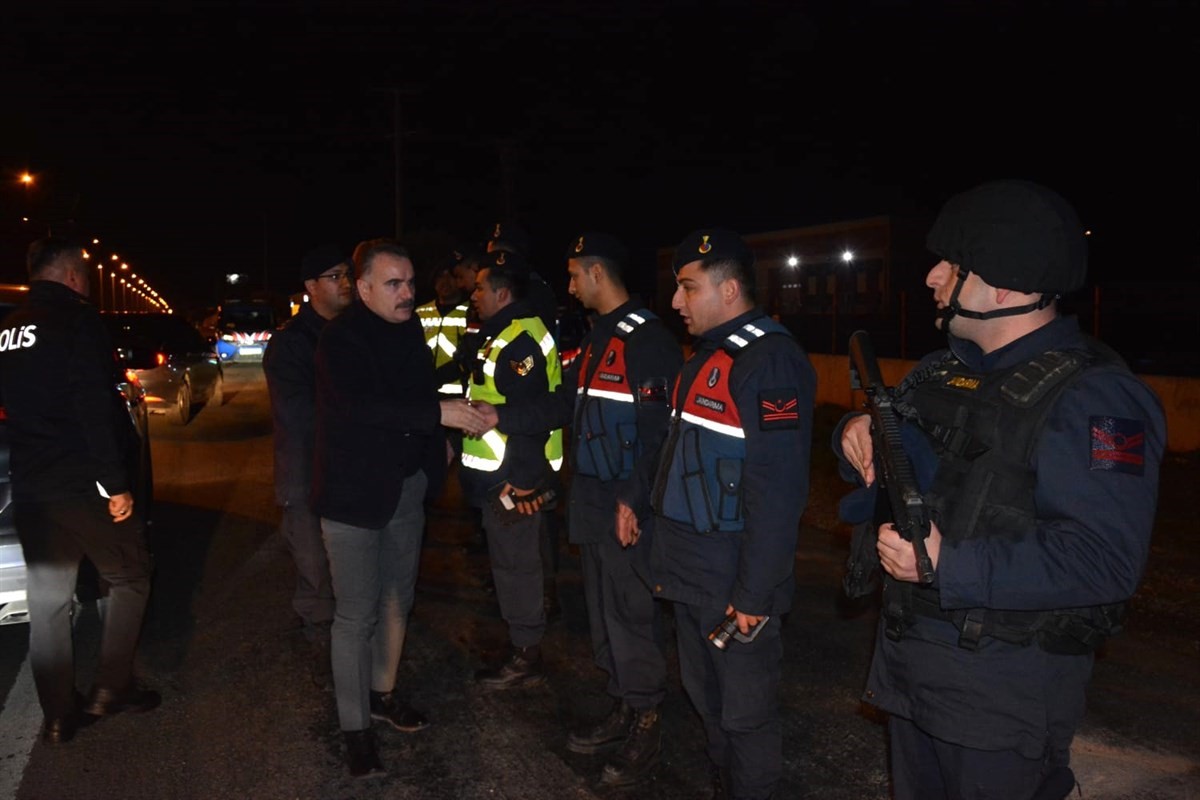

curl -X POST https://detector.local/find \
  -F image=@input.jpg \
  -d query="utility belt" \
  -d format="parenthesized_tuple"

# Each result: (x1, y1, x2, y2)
(889, 584, 1125, 655)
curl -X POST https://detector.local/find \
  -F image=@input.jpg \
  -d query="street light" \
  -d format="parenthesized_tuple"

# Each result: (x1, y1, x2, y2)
(832, 250, 854, 355)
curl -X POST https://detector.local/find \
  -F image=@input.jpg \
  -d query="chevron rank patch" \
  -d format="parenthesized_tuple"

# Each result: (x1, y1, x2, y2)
(510, 355, 535, 376)
(1090, 416, 1145, 476)
(759, 389, 799, 430)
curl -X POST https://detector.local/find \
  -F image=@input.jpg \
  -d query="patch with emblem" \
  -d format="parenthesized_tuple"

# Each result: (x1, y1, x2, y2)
(598, 371, 624, 383)
(706, 366, 720, 388)
(693, 394, 725, 413)
(945, 375, 981, 390)
(605, 349, 616, 366)
(510, 355, 535, 376)
(1090, 416, 1145, 475)
(698, 234, 712, 255)
(759, 389, 800, 430)
(573, 236, 585, 254)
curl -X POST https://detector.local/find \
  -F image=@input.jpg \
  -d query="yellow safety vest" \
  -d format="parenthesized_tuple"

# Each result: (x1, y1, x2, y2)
(416, 301, 470, 395)
(462, 315, 563, 473)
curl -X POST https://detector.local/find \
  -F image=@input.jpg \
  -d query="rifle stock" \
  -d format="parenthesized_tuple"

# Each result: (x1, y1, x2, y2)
(848, 331, 935, 585)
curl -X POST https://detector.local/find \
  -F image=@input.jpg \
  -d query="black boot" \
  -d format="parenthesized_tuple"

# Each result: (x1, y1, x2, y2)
(474, 645, 545, 689)
(599, 706, 661, 787)
(370, 690, 429, 732)
(566, 700, 634, 754)
(343, 729, 386, 778)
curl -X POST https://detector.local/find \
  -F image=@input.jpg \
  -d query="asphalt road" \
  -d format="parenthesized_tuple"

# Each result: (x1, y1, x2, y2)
(0, 362, 1197, 799)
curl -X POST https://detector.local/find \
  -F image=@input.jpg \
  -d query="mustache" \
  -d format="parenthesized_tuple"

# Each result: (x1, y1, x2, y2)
(395, 300, 415, 310)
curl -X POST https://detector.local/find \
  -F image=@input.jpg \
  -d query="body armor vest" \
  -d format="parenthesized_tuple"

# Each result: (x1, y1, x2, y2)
(890, 340, 1130, 653)
(653, 317, 791, 533)
(574, 309, 656, 482)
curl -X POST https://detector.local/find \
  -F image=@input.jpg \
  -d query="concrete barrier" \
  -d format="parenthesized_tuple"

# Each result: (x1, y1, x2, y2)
(810, 353, 1200, 453)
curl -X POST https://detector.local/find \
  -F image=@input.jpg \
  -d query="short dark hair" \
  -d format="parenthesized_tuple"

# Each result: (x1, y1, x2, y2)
(578, 255, 626, 289)
(358, 241, 411, 278)
(698, 257, 756, 299)
(27, 236, 86, 280)
(483, 259, 529, 301)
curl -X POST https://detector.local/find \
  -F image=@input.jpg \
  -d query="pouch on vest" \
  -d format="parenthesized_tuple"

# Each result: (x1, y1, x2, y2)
(681, 427, 717, 533)
(581, 397, 618, 482)
(617, 421, 638, 478)
(716, 458, 743, 522)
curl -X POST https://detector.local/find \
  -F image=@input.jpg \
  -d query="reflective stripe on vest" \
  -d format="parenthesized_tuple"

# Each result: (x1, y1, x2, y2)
(416, 302, 470, 367)
(463, 315, 564, 472)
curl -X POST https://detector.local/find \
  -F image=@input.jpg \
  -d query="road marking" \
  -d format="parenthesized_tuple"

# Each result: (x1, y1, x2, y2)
(0, 655, 40, 796)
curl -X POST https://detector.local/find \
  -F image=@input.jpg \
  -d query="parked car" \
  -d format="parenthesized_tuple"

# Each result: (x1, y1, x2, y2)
(101, 313, 225, 425)
(0, 285, 153, 626)
(216, 299, 277, 362)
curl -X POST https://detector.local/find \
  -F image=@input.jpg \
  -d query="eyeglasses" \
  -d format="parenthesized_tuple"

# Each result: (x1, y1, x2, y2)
(317, 270, 352, 283)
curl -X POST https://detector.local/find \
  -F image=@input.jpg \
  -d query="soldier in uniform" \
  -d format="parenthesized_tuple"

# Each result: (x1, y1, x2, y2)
(619, 229, 816, 799)
(462, 249, 563, 688)
(416, 255, 470, 398)
(476, 232, 681, 787)
(836, 180, 1166, 800)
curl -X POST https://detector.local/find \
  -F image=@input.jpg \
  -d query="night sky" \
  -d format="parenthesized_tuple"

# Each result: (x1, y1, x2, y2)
(2, 1, 1196, 313)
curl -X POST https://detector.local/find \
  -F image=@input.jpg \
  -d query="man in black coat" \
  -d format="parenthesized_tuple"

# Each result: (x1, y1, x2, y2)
(0, 237, 159, 745)
(262, 244, 353, 684)
(310, 240, 486, 778)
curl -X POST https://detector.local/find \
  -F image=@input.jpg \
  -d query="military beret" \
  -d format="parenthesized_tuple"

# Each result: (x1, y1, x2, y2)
(926, 180, 1087, 294)
(671, 228, 754, 274)
(300, 244, 350, 283)
(486, 222, 531, 257)
(564, 232, 629, 268)
(478, 248, 530, 276)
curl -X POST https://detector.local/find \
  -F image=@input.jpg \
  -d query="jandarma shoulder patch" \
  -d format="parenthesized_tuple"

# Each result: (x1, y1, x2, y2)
(758, 389, 799, 430)
(1089, 416, 1145, 475)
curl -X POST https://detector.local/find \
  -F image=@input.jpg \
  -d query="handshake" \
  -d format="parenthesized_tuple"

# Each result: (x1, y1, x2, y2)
(438, 398, 499, 438)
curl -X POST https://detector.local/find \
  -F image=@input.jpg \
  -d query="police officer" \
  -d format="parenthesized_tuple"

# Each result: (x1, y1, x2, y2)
(477, 232, 682, 787)
(415, 254, 470, 397)
(463, 249, 563, 688)
(619, 229, 815, 799)
(262, 244, 353, 686)
(0, 237, 160, 744)
(835, 180, 1166, 800)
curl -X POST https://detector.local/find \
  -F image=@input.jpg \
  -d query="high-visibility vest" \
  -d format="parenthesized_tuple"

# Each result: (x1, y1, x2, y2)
(462, 315, 564, 473)
(416, 301, 470, 395)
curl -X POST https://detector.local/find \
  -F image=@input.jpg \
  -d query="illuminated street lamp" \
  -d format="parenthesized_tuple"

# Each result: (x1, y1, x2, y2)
(831, 249, 854, 355)
(18, 172, 33, 186)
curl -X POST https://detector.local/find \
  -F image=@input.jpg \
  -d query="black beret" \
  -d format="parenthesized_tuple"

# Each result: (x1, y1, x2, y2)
(671, 228, 754, 274)
(478, 248, 530, 276)
(300, 244, 350, 283)
(926, 180, 1087, 294)
(486, 222, 531, 257)
(565, 232, 629, 267)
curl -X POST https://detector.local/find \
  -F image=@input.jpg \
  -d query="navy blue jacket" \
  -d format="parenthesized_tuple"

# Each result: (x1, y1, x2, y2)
(263, 302, 327, 507)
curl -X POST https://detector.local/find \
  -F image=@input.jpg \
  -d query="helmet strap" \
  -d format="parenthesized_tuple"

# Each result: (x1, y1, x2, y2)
(938, 268, 1056, 322)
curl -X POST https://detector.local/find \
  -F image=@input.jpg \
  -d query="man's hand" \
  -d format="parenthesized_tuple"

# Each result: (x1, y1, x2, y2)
(471, 400, 500, 433)
(724, 604, 765, 636)
(616, 500, 641, 548)
(501, 481, 544, 515)
(108, 491, 134, 523)
(439, 399, 490, 436)
(840, 414, 876, 486)
(877, 520, 942, 582)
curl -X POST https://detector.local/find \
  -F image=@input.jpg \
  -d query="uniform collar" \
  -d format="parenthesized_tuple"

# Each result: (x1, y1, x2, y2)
(480, 299, 533, 336)
(696, 307, 767, 347)
(29, 279, 90, 306)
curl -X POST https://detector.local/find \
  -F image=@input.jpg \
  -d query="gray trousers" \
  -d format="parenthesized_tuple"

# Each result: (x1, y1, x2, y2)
(481, 503, 545, 648)
(321, 471, 426, 732)
(15, 497, 151, 719)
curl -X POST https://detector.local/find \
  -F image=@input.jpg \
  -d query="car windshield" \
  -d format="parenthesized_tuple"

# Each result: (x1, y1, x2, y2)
(220, 305, 275, 333)
(102, 314, 208, 353)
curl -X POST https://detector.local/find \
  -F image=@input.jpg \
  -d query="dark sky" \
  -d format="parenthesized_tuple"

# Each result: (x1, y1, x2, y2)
(2, 1, 1196, 311)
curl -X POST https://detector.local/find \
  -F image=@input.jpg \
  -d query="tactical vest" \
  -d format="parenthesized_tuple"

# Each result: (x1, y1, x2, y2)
(416, 301, 470, 395)
(462, 315, 564, 473)
(653, 317, 791, 533)
(574, 310, 658, 482)
(889, 341, 1130, 654)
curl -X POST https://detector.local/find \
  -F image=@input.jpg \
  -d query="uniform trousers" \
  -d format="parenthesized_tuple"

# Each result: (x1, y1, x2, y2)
(15, 497, 151, 719)
(279, 501, 334, 641)
(481, 503, 545, 648)
(674, 602, 783, 800)
(321, 470, 426, 731)
(889, 715, 1076, 800)
(577, 516, 665, 710)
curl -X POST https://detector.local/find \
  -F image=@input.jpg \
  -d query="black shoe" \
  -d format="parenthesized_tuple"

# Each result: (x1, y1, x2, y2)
(42, 714, 79, 744)
(369, 691, 429, 732)
(566, 700, 634, 755)
(599, 706, 662, 787)
(343, 729, 386, 778)
(474, 645, 545, 689)
(83, 684, 161, 717)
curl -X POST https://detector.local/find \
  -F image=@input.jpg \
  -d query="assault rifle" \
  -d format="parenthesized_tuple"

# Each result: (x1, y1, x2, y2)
(847, 330, 935, 586)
